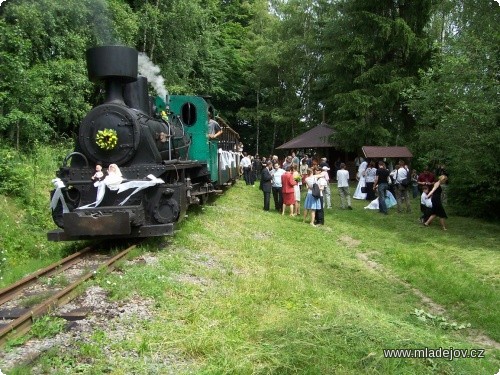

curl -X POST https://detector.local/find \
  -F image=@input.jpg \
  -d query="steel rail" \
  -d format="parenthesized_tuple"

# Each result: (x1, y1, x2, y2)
(0, 244, 136, 347)
(0, 246, 94, 306)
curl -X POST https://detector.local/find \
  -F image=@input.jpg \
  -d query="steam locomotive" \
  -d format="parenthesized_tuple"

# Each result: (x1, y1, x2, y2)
(48, 45, 240, 241)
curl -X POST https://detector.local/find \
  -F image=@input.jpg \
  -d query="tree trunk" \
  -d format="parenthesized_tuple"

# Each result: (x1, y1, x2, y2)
(256, 88, 260, 155)
(272, 122, 277, 154)
(142, 0, 148, 52)
(149, 0, 161, 60)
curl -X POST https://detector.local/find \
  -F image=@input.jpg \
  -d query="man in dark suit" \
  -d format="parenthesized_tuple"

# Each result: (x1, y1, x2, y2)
(260, 161, 273, 211)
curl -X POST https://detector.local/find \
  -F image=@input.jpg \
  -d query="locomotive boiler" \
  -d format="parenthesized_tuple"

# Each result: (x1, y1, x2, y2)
(48, 45, 240, 241)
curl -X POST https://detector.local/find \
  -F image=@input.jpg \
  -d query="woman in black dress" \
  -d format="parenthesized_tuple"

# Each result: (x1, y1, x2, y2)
(424, 175, 448, 230)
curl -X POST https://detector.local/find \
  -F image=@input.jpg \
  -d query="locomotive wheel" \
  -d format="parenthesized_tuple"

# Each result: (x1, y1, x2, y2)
(153, 195, 180, 224)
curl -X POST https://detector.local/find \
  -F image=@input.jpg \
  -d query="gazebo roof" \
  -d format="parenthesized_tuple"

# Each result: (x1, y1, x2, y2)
(362, 146, 413, 159)
(276, 123, 334, 149)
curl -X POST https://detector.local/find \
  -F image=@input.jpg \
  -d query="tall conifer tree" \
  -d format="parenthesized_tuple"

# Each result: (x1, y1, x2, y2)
(316, 0, 435, 150)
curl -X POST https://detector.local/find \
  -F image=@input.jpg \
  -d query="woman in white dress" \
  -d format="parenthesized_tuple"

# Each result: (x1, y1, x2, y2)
(364, 190, 397, 210)
(353, 160, 367, 200)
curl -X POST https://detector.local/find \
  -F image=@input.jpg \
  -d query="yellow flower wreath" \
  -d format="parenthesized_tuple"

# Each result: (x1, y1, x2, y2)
(95, 129, 118, 150)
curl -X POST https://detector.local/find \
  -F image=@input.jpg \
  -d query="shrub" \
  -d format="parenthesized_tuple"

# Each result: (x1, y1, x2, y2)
(0, 148, 32, 201)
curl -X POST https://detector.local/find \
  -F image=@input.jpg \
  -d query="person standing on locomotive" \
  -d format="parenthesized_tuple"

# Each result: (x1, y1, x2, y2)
(208, 112, 223, 139)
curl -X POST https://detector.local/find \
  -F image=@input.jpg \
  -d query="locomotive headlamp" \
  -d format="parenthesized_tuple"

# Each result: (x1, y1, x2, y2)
(95, 128, 118, 150)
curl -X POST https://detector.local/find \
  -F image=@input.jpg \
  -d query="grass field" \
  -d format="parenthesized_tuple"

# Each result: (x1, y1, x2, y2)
(6, 180, 500, 374)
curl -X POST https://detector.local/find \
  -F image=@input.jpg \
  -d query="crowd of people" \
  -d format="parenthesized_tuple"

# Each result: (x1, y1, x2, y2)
(259, 157, 331, 227)
(350, 156, 448, 229)
(240, 152, 449, 230)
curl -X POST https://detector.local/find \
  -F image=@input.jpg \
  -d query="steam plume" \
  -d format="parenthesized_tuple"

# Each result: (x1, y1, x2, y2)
(138, 53, 168, 101)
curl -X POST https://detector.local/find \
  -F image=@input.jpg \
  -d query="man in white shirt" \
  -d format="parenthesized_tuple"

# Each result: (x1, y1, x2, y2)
(394, 159, 411, 213)
(336, 163, 352, 210)
(321, 166, 332, 209)
(271, 163, 285, 211)
(240, 152, 252, 185)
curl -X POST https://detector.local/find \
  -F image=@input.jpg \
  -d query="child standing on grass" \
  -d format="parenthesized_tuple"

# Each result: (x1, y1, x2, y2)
(292, 165, 302, 215)
(300, 159, 309, 191)
(420, 185, 433, 224)
(336, 163, 352, 210)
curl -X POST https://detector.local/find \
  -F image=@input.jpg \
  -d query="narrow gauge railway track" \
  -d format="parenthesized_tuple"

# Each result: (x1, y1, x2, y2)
(0, 244, 136, 347)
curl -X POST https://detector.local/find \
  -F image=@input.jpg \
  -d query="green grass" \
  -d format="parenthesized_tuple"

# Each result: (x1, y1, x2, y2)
(0, 144, 76, 288)
(30, 316, 67, 339)
(4, 181, 500, 374)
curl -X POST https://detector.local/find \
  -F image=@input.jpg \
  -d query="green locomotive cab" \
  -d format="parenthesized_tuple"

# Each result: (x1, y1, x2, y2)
(168, 95, 240, 187)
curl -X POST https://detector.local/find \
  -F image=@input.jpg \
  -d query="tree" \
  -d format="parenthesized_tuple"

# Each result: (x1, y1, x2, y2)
(0, 0, 139, 146)
(234, 0, 327, 156)
(234, 1, 285, 155)
(0, 19, 33, 148)
(131, 0, 247, 98)
(407, 0, 500, 219)
(314, 0, 436, 151)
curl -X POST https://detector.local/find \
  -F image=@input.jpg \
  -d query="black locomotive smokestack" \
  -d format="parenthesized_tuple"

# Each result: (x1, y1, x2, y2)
(86, 46, 138, 104)
(124, 76, 151, 115)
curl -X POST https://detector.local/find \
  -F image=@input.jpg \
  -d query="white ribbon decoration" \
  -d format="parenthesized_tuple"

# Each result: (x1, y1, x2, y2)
(78, 174, 164, 209)
(116, 176, 165, 206)
(49, 178, 70, 213)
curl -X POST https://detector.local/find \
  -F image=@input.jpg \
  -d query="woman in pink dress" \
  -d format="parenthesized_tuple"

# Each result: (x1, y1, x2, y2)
(281, 166, 297, 216)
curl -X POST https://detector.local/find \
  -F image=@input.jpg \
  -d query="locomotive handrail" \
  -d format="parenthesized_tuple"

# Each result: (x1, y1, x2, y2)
(168, 112, 172, 160)
(174, 138, 192, 151)
(63, 152, 89, 168)
(165, 114, 192, 160)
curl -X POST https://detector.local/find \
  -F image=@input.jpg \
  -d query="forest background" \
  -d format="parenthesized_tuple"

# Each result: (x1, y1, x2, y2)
(0, 0, 498, 219)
